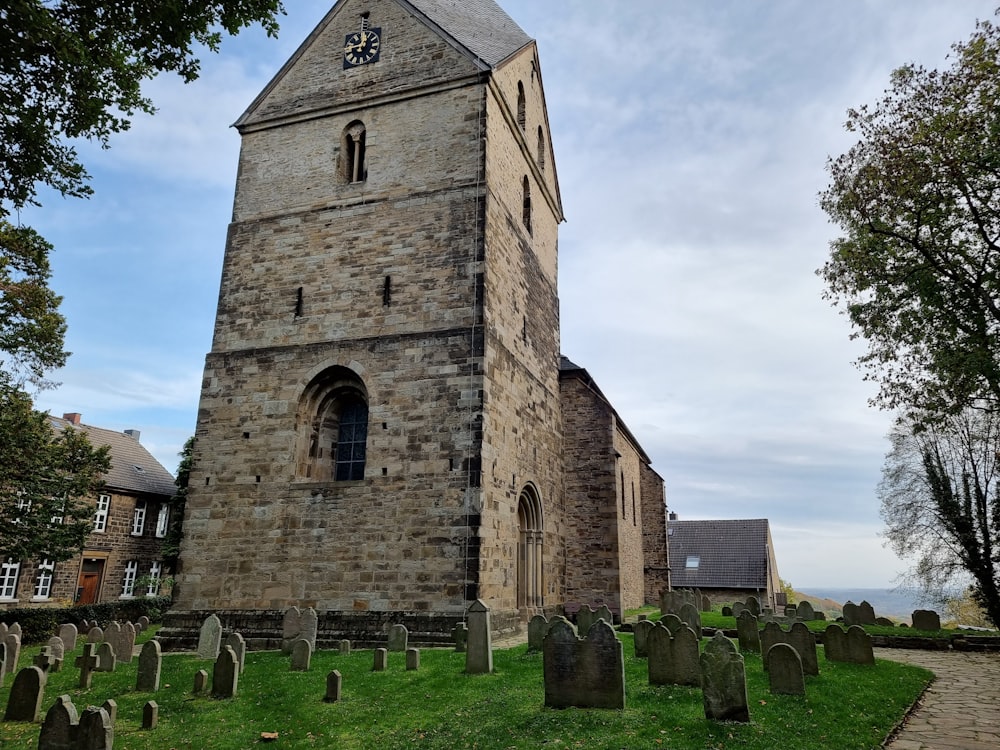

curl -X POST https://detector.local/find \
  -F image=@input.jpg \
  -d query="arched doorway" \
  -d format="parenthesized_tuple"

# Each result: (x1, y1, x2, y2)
(517, 484, 544, 612)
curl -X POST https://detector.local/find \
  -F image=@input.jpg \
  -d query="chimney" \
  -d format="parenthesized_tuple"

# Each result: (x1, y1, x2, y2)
(63, 412, 82, 426)
(668, 511, 679, 521)
(124, 429, 141, 441)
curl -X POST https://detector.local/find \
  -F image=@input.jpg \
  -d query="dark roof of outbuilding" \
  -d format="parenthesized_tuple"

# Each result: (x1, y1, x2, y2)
(405, 0, 532, 66)
(48, 417, 177, 498)
(668, 519, 773, 590)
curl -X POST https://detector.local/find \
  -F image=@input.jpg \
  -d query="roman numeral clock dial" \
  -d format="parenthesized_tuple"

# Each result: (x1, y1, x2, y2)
(344, 19, 381, 69)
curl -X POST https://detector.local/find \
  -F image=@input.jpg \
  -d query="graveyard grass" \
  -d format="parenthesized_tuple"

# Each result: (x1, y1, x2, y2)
(1, 628, 931, 749)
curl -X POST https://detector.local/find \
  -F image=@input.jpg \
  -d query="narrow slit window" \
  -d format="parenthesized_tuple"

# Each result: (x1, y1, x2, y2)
(517, 81, 526, 131)
(522, 176, 532, 234)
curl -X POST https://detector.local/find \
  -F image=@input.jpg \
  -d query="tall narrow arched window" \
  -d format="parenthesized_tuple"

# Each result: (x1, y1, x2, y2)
(296, 367, 370, 481)
(537, 126, 545, 170)
(522, 176, 532, 234)
(517, 485, 544, 611)
(516, 81, 526, 131)
(342, 121, 367, 183)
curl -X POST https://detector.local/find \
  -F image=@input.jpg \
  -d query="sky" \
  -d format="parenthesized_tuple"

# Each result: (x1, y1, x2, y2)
(19, 0, 1000, 589)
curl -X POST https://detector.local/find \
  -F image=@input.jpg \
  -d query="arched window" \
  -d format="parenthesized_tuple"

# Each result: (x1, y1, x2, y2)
(537, 126, 545, 170)
(296, 367, 369, 481)
(522, 176, 532, 234)
(517, 485, 544, 611)
(516, 81, 526, 131)
(342, 121, 367, 183)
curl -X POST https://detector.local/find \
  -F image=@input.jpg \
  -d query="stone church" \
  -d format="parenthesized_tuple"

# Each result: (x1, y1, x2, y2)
(162, 0, 669, 647)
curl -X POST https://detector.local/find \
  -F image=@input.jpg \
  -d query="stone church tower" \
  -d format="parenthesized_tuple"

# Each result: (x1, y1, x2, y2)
(164, 0, 667, 646)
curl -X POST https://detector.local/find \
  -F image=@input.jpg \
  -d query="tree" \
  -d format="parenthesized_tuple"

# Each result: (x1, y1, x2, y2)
(819, 12, 1000, 423)
(879, 409, 1000, 628)
(0, 387, 110, 562)
(1, 1, 284, 219)
(161, 436, 194, 575)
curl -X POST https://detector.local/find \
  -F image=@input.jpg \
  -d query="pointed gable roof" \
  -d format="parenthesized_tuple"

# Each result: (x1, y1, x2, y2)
(667, 519, 775, 590)
(402, 0, 532, 66)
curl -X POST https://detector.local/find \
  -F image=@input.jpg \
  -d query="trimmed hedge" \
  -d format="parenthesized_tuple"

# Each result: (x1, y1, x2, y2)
(0, 596, 170, 644)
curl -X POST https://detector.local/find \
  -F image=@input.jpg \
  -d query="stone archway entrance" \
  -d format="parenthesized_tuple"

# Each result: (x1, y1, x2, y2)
(517, 485, 544, 614)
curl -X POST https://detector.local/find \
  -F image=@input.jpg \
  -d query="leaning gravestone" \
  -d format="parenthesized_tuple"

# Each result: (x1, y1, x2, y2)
(212, 646, 239, 698)
(912, 609, 941, 631)
(4, 666, 46, 722)
(4, 633, 21, 674)
(58, 624, 78, 654)
(197, 614, 222, 659)
(290, 638, 312, 672)
(300, 607, 318, 651)
(768, 643, 805, 696)
(543, 617, 625, 709)
(38, 694, 80, 750)
(224, 632, 246, 674)
(736, 611, 760, 653)
(77, 705, 113, 750)
(281, 607, 301, 655)
(46, 637, 65, 670)
(465, 599, 493, 675)
(136, 640, 162, 692)
(633, 619, 654, 658)
(647, 623, 700, 687)
(387, 624, 408, 652)
(858, 600, 877, 625)
(119, 621, 137, 664)
(527, 614, 549, 652)
(700, 632, 750, 723)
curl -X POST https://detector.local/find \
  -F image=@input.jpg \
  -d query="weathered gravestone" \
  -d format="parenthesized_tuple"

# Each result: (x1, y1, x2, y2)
(104, 623, 122, 661)
(701, 594, 713, 612)
(46, 637, 65, 671)
(211, 645, 239, 698)
(136, 640, 162, 692)
(784, 605, 798, 618)
(700, 631, 750, 723)
(527, 614, 548, 652)
(736, 611, 760, 653)
(768, 643, 805, 696)
(58, 624, 78, 654)
(33, 646, 58, 674)
(543, 617, 625, 709)
(842, 601, 861, 627)
(0, 642, 6, 688)
(721, 605, 733, 617)
(38, 694, 79, 750)
(858, 601, 877, 625)
(661, 613, 684, 634)
(86, 627, 103, 645)
(339, 639, 352, 655)
(633, 619, 654, 658)
(823, 624, 875, 665)
(300, 607, 318, 651)
(4, 666, 46, 721)
(74, 643, 99, 689)
(142, 700, 158, 730)
(119, 622, 137, 664)
(101, 699, 117, 729)
(324, 670, 342, 703)
(281, 607, 301, 655)
(8, 623, 21, 639)
(290, 638, 312, 671)
(796, 600, 816, 621)
(386, 624, 408, 652)
(77, 705, 113, 750)
(647, 623, 700, 687)
(197, 614, 222, 659)
(912, 609, 941, 631)
(136, 615, 151, 632)
(406, 648, 420, 671)
(224, 632, 246, 674)
(452, 623, 467, 653)
(372, 648, 388, 672)
(576, 605, 598, 636)
(732, 602, 747, 617)
(678, 602, 702, 634)
(193, 669, 208, 694)
(465, 599, 493, 675)
(761, 621, 817, 675)
(745, 596, 761, 617)
(0, 622, 6, 638)
(3, 633, 21, 674)
(95, 642, 116, 673)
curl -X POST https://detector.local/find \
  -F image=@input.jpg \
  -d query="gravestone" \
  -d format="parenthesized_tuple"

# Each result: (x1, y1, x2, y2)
(4, 666, 46, 721)
(721, 605, 733, 617)
(224, 632, 246, 674)
(74, 643, 99, 689)
(647, 623, 700, 687)
(465, 599, 493, 675)
(339, 639, 352, 655)
(193, 669, 208, 694)
(527, 614, 548, 652)
(38, 694, 79, 750)
(633, 619, 654, 658)
(136, 640, 162, 692)
(86, 627, 103, 645)
(823, 624, 847, 662)
(0, 642, 5, 687)
(678, 602, 701, 634)
(912, 609, 941, 631)
(845, 625, 875, 665)
(452, 623, 467, 653)
(876, 617, 894, 626)
(104, 622, 122, 661)
(842, 601, 861, 627)
(576, 605, 597, 636)
(387, 624, 408, 652)
(0, 622, 6, 638)
(768, 643, 805, 695)
(211, 645, 239, 698)
(787, 622, 818, 676)
(136, 615, 151, 632)
(759, 621, 783, 669)
(290, 638, 312, 671)
(300, 607, 318, 651)
(543, 617, 625, 709)
(46, 636, 65, 670)
(746, 596, 761, 616)
(372, 648, 388, 672)
(33, 647, 57, 674)
(77, 705, 113, 750)
(736, 611, 760, 653)
(324, 670, 342, 702)
(796, 600, 816, 621)
(197, 614, 222, 659)
(406, 648, 420, 671)
(58, 624, 78, 654)
(281, 606, 301, 655)
(95, 642, 116, 673)
(8, 623, 21, 638)
(142, 700, 158, 730)
(732, 601, 747, 617)
(700, 631, 750, 723)
(4, 633, 21, 674)
(594, 604, 614, 627)
(100, 699, 117, 728)
(661, 613, 684, 634)
(858, 600, 877, 625)
(119, 622, 137, 664)
(701, 594, 712, 612)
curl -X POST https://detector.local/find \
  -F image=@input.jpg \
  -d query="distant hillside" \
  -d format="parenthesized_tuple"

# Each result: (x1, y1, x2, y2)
(795, 587, 935, 623)
(792, 590, 843, 619)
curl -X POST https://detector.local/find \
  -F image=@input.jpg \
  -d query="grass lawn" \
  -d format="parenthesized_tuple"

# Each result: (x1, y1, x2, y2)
(0, 629, 931, 750)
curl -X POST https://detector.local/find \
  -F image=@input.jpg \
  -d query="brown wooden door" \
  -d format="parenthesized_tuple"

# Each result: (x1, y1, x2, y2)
(76, 559, 105, 604)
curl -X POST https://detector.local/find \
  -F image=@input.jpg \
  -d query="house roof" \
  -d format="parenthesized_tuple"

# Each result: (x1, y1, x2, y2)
(48, 417, 177, 498)
(404, 0, 532, 66)
(668, 518, 774, 590)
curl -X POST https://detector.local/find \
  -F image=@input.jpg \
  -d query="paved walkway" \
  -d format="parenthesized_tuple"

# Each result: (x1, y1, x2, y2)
(878, 648, 1000, 750)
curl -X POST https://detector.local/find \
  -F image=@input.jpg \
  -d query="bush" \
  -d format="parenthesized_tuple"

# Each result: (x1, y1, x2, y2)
(0, 596, 170, 644)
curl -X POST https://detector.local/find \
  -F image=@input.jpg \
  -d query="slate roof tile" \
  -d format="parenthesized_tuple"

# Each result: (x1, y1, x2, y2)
(668, 519, 773, 589)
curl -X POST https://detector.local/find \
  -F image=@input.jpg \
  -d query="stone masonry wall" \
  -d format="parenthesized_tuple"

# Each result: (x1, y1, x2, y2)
(640, 464, 669, 603)
(612, 421, 647, 613)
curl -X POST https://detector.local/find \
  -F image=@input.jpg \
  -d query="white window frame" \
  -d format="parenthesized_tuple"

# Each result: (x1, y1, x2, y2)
(33, 559, 55, 600)
(146, 561, 162, 597)
(685, 555, 700, 569)
(15, 495, 31, 523)
(155, 504, 169, 538)
(93, 494, 111, 533)
(0, 559, 21, 600)
(121, 560, 138, 598)
(131, 499, 147, 536)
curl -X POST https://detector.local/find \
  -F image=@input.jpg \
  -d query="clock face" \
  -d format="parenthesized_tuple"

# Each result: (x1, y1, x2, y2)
(344, 28, 381, 68)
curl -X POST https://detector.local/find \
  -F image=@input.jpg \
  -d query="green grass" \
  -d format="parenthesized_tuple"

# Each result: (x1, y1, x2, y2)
(0, 630, 931, 750)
